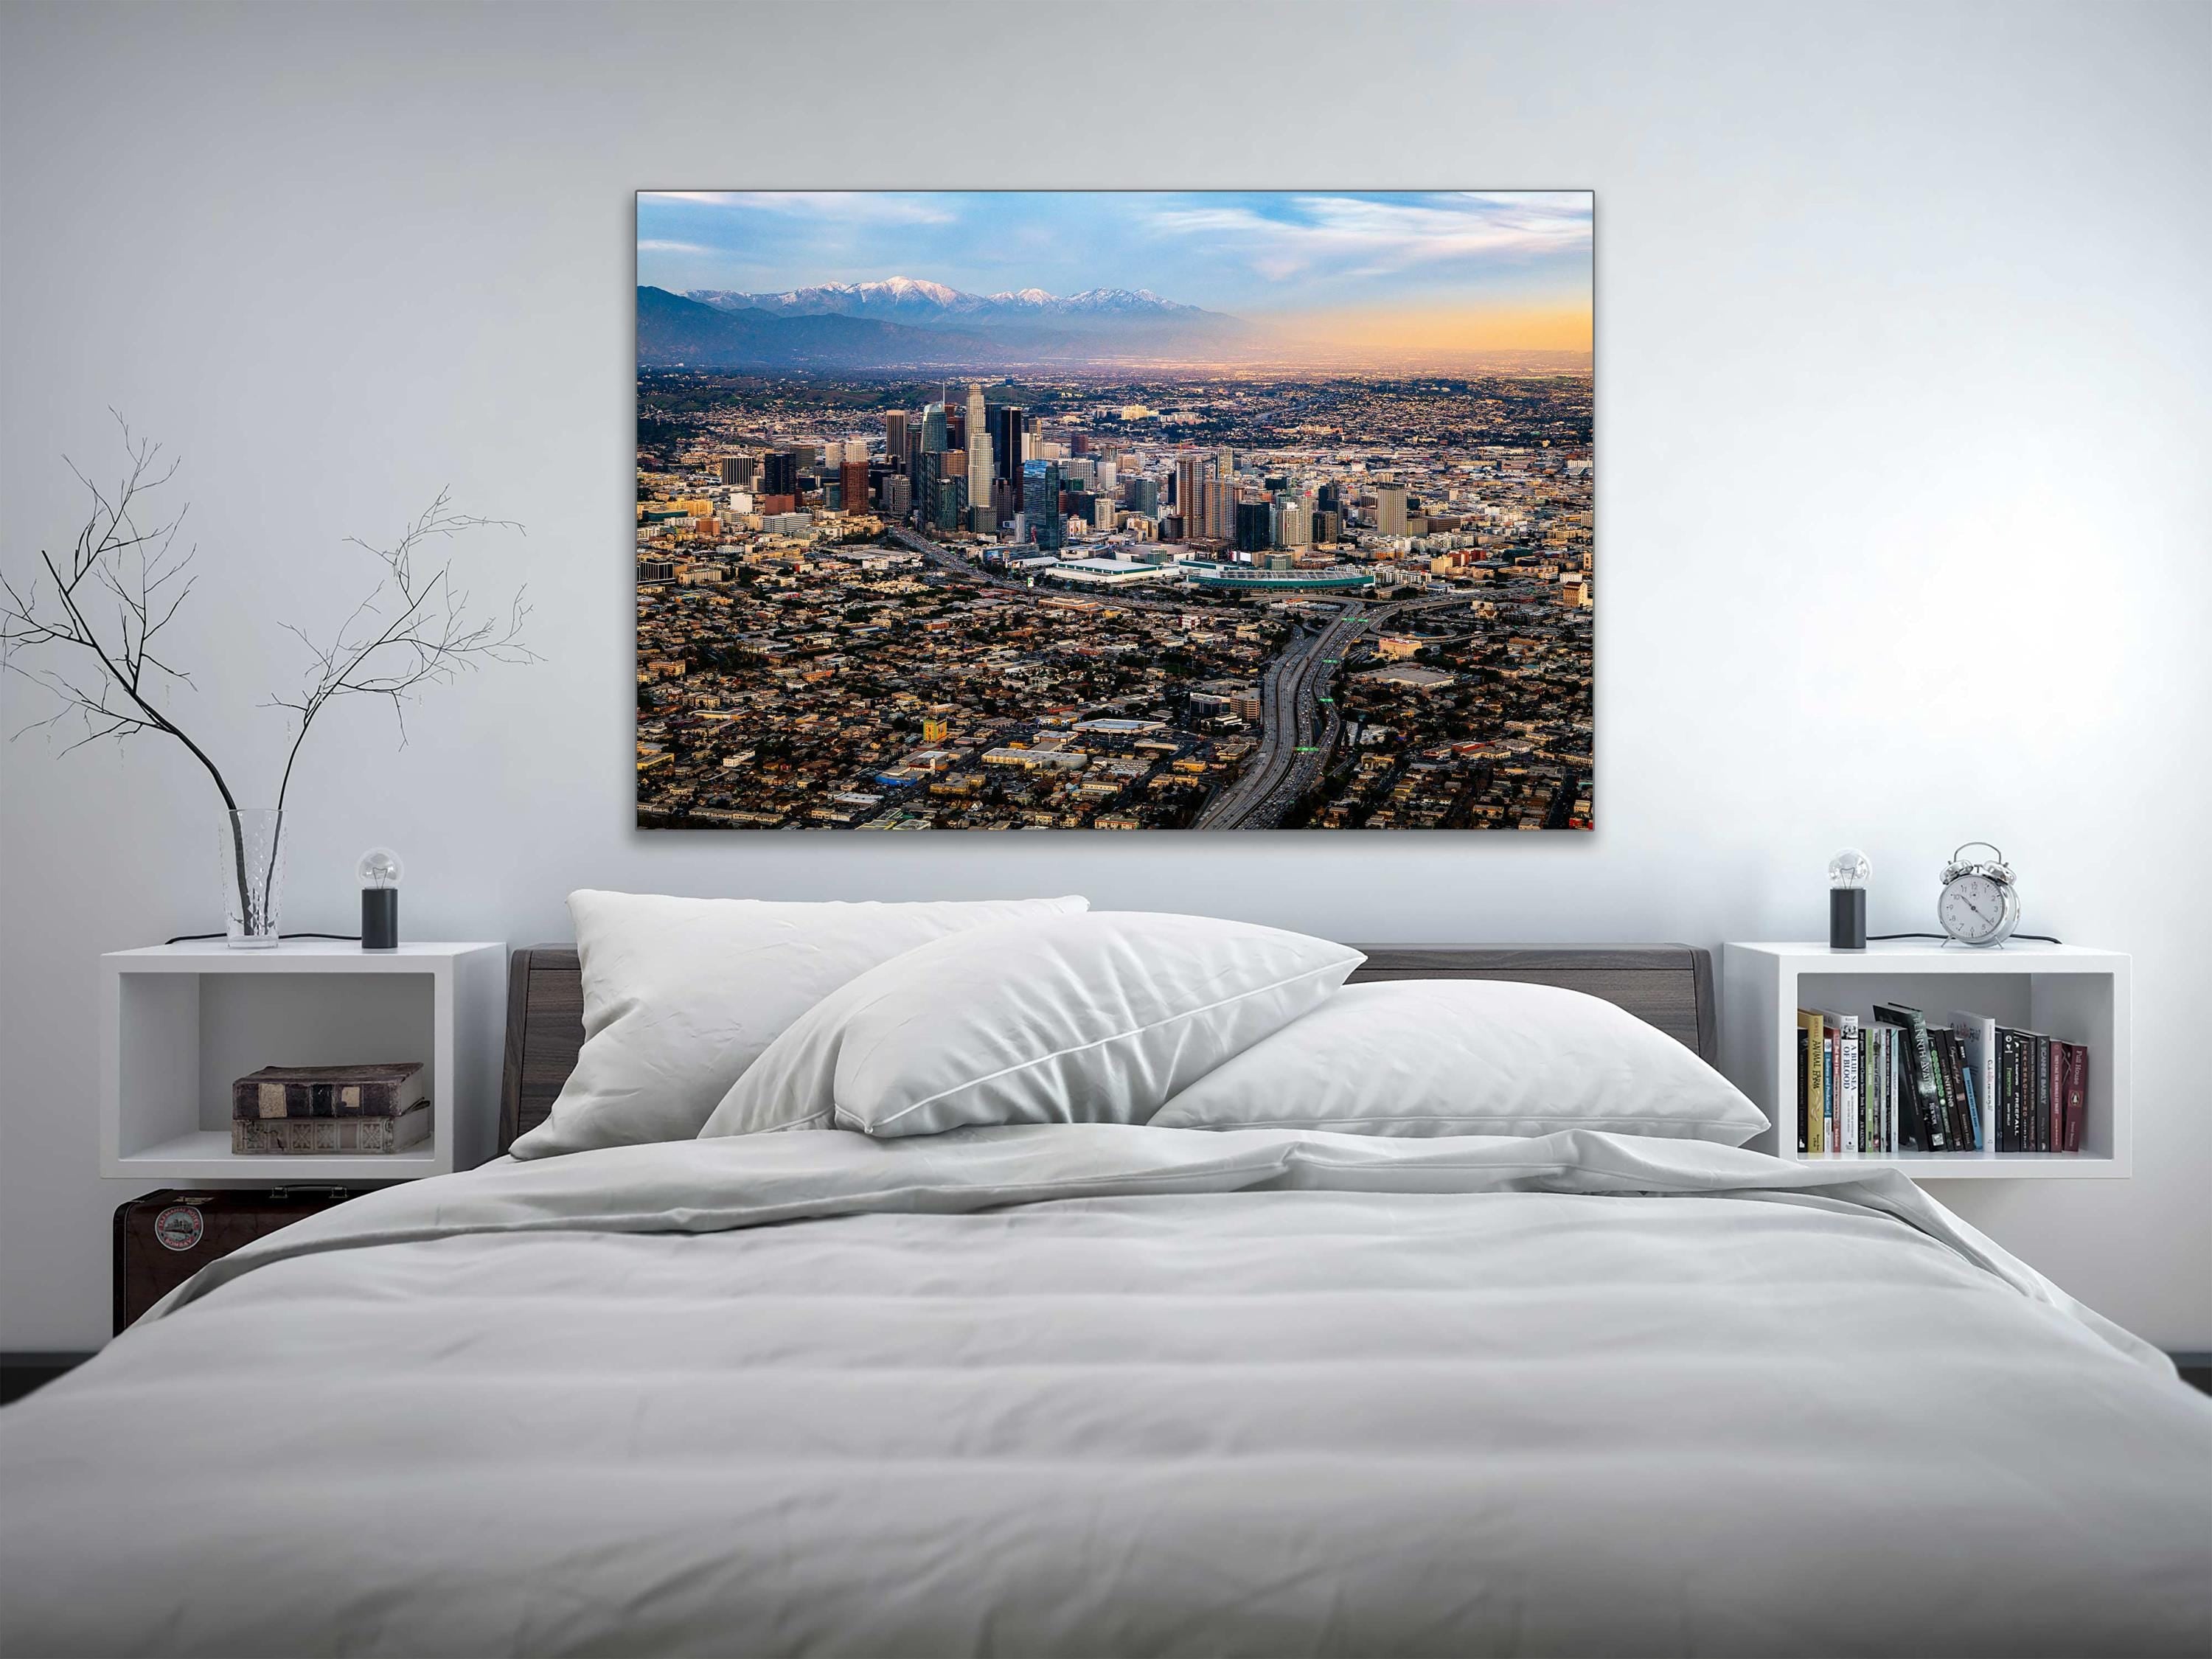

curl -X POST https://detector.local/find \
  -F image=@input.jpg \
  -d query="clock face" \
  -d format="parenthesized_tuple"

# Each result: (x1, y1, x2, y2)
(1940, 874, 2012, 945)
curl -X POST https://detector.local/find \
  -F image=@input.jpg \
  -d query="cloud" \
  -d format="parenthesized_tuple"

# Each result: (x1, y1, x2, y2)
(641, 191, 958, 226)
(637, 240, 714, 255)
(1147, 191, 1590, 282)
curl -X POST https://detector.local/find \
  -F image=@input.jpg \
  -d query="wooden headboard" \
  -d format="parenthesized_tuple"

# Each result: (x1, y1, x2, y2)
(498, 942, 1717, 1155)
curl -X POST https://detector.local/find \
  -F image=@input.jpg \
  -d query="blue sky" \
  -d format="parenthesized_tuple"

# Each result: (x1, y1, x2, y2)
(636, 191, 1592, 322)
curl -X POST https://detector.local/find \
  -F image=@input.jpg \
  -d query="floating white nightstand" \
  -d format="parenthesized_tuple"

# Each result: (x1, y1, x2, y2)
(100, 940, 506, 1183)
(1720, 941, 2130, 1179)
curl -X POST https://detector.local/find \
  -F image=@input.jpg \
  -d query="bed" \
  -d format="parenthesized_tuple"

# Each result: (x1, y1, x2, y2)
(2, 938, 2206, 1658)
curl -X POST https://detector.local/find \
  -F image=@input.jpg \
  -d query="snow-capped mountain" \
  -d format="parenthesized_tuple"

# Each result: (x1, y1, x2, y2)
(664, 276, 1251, 366)
(687, 278, 1221, 328)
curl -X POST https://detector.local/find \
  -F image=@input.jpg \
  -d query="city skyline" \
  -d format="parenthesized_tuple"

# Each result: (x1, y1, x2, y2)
(635, 191, 1593, 831)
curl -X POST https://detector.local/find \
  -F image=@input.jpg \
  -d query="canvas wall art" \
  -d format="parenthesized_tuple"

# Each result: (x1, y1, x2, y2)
(635, 190, 1593, 830)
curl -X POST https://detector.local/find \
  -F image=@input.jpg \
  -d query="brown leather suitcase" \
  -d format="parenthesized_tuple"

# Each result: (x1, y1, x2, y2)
(112, 1186, 393, 1335)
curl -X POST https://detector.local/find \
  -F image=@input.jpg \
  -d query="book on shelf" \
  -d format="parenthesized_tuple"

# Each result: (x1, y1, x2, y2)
(232, 1062, 425, 1121)
(1795, 1003, 2089, 1158)
(231, 1100, 431, 1155)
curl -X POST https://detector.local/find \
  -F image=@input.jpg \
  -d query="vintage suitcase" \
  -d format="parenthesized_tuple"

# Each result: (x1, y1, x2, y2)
(112, 1186, 392, 1335)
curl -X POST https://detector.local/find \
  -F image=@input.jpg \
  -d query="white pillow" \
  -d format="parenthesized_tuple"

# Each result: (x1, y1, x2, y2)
(509, 891, 1089, 1158)
(701, 911, 1364, 1139)
(1151, 978, 1768, 1146)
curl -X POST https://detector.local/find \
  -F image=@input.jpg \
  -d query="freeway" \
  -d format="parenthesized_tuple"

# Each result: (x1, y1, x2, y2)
(1194, 608, 1368, 830)
(1192, 586, 1481, 829)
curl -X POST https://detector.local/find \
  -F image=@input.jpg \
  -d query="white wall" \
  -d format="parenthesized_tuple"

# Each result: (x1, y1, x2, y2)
(4, 0, 2207, 1354)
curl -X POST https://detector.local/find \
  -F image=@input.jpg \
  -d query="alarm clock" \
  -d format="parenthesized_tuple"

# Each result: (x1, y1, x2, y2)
(1938, 842, 2020, 947)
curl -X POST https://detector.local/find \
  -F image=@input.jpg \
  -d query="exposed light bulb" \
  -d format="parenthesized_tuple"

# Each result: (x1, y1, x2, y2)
(358, 847, 404, 889)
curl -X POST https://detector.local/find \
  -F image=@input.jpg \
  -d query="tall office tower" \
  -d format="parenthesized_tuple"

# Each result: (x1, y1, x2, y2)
(840, 459, 869, 513)
(1314, 509, 1340, 545)
(885, 410, 908, 468)
(1091, 497, 1114, 533)
(762, 451, 799, 498)
(1273, 498, 1310, 548)
(968, 432, 992, 512)
(1234, 501, 1273, 554)
(965, 385, 990, 509)
(1205, 476, 1234, 543)
(922, 402, 947, 454)
(1317, 481, 1340, 515)
(1096, 461, 1117, 495)
(1022, 459, 1065, 552)
(936, 475, 966, 534)
(990, 406, 1023, 483)
(1373, 481, 1408, 536)
(880, 475, 911, 520)
(718, 454, 757, 487)
(1124, 476, 1159, 515)
(914, 450, 943, 532)
(1175, 453, 1204, 532)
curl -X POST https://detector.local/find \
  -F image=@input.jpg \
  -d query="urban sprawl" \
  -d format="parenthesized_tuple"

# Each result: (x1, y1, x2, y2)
(636, 372, 1593, 830)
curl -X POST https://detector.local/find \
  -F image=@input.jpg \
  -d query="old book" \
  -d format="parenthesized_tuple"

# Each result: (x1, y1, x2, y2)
(232, 1062, 425, 1121)
(231, 1101, 431, 1155)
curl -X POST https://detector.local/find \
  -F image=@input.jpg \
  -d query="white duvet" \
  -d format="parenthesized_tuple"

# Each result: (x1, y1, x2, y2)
(3, 1127, 2208, 1658)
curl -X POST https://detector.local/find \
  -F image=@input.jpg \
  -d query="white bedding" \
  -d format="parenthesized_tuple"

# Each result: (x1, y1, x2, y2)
(3, 1127, 2207, 1657)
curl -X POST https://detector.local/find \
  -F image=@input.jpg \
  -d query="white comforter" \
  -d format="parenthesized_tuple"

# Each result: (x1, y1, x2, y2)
(3, 1127, 2207, 1657)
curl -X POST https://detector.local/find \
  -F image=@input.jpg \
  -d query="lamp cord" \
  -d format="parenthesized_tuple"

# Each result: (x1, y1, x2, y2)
(1866, 931, 2065, 945)
(164, 931, 362, 944)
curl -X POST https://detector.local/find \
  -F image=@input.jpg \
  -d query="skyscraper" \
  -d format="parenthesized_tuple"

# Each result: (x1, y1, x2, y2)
(1273, 498, 1310, 548)
(1022, 459, 1064, 552)
(991, 405, 1024, 483)
(719, 454, 757, 487)
(840, 459, 869, 513)
(914, 450, 942, 533)
(885, 410, 908, 469)
(1373, 481, 1408, 536)
(1205, 476, 1234, 543)
(1175, 453, 1203, 536)
(922, 402, 947, 454)
(762, 451, 799, 498)
(1234, 501, 1273, 554)
(965, 385, 992, 518)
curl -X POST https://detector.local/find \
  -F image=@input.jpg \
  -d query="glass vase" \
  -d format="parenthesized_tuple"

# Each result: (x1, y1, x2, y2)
(220, 808, 286, 948)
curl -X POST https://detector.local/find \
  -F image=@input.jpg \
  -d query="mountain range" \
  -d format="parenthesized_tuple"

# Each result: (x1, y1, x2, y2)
(639, 276, 1253, 370)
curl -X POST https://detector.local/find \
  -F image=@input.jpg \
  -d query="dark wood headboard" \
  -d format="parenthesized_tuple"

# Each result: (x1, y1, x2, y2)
(499, 942, 1717, 1155)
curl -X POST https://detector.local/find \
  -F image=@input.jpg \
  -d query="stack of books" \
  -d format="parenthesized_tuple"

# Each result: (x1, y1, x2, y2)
(231, 1062, 432, 1155)
(1795, 1005, 2086, 1157)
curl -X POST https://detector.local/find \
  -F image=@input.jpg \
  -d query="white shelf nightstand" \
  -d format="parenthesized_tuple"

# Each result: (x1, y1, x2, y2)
(100, 940, 507, 1183)
(1720, 941, 2130, 1179)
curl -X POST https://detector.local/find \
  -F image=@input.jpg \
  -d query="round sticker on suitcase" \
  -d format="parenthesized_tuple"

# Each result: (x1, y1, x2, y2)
(153, 1205, 204, 1252)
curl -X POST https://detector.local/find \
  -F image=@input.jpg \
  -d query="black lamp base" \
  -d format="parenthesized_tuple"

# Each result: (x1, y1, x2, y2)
(361, 888, 399, 951)
(1829, 887, 1866, 951)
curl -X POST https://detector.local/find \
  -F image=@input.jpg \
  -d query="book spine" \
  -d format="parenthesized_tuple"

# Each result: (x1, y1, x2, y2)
(2062, 1043, 2087, 1153)
(230, 1106, 430, 1155)
(2046, 1037, 2063, 1155)
(1797, 1026, 1809, 1155)
(1823, 1032, 1837, 1155)
(2003, 1031, 2021, 1152)
(232, 1077, 416, 1120)
(1838, 1015, 1860, 1155)
(1930, 1031, 1960, 1150)
(1902, 1009, 1948, 1152)
(1801, 1012, 1824, 1157)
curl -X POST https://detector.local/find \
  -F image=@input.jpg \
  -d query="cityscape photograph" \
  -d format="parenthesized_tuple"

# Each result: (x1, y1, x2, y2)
(634, 190, 1593, 830)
